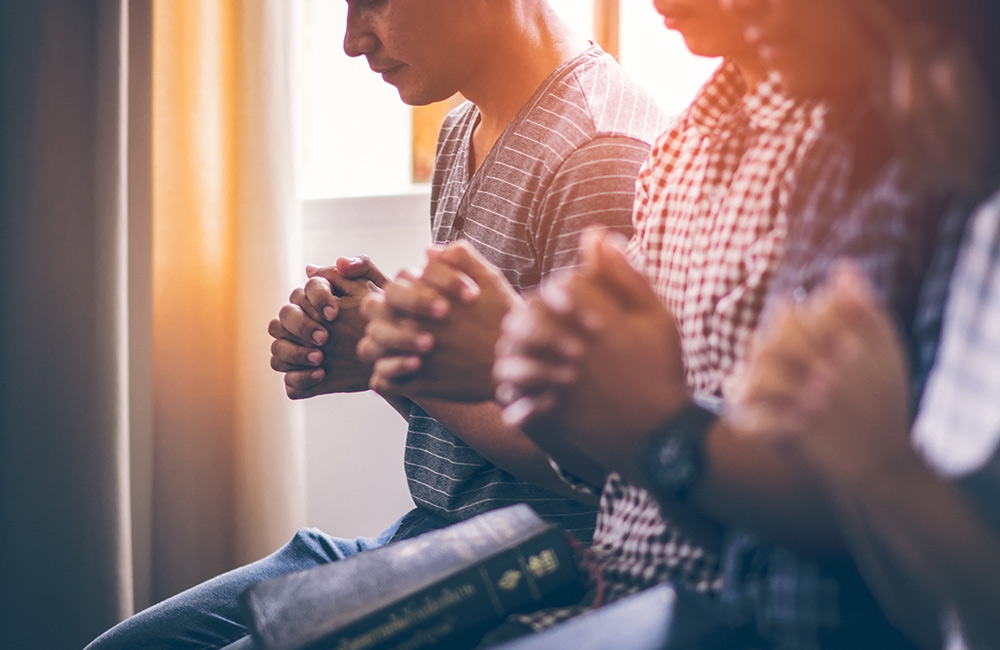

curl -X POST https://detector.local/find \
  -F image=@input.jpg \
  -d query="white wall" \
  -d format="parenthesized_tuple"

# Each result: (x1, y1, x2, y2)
(300, 191, 432, 537)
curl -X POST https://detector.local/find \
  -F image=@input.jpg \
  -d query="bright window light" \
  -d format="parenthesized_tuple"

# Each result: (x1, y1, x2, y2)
(295, 0, 717, 199)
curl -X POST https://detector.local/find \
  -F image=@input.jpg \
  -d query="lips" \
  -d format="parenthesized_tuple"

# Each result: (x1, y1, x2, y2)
(661, 14, 692, 30)
(369, 61, 403, 76)
(653, 0, 695, 28)
(657, 5, 695, 28)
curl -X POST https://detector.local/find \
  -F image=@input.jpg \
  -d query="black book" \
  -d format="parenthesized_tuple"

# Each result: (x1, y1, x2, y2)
(488, 582, 738, 650)
(239, 505, 585, 650)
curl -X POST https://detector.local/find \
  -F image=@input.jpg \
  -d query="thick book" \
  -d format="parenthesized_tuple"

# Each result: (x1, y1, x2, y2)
(239, 505, 585, 650)
(488, 582, 736, 650)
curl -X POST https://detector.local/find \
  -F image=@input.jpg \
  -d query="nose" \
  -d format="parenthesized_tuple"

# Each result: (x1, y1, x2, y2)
(343, 5, 378, 58)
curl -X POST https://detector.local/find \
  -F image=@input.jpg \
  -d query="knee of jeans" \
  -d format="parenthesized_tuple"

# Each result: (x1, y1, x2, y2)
(281, 527, 333, 562)
(289, 527, 327, 548)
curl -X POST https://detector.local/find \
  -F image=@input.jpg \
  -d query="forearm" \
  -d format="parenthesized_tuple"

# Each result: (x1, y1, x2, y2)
(830, 452, 1000, 649)
(382, 393, 415, 420)
(414, 397, 601, 504)
(632, 415, 847, 553)
(692, 418, 846, 550)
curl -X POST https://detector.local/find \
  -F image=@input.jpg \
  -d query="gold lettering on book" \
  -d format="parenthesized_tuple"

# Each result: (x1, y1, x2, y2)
(393, 617, 457, 650)
(498, 569, 522, 592)
(334, 584, 477, 650)
(527, 549, 559, 578)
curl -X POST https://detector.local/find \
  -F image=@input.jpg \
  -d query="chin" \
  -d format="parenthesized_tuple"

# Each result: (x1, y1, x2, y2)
(396, 92, 429, 107)
(680, 33, 728, 59)
(395, 86, 455, 108)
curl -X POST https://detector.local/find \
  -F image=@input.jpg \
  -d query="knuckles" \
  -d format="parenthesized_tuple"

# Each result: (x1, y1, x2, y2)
(277, 303, 300, 326)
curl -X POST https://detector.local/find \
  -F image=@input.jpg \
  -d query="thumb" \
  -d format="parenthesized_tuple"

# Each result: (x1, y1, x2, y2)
(430, 241, 499, 286)
(583, 229, 659, 311)
(825, 262, 893, 339)
(304, 261, 380, 298)
(335, 255, 390, 288)
(424, 241, 499, 302)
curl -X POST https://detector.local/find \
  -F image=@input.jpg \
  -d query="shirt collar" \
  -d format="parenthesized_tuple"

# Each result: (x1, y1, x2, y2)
(687, 61, 813, 135)
(741, 71, 804, 132)
(686, 59, 748, 135)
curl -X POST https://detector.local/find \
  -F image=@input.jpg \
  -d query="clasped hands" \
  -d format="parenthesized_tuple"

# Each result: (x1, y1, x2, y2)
(267, 230, 914, 493)
(267, 256, 390, 399)
(267, 242, 519, 404)
(493, 229, 691, 481)
(266, 231, 694, 483)
(357, 241, 519, 402)
(728, 263, 915, 490)
(492, 233, 917, 490)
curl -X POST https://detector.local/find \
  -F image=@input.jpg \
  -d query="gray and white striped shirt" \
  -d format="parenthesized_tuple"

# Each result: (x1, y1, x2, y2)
(404, 44, 667, 543)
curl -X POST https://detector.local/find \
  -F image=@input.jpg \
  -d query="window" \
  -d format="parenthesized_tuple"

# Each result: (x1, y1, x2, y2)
(295, 0, 719, 198)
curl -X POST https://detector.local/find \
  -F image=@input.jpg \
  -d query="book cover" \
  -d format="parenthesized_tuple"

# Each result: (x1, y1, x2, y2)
(240, 504, 584, 650)
(488, 582, 735, 650)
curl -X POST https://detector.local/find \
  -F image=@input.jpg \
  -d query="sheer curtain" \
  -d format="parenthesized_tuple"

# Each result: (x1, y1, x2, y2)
(150, 0, 304, 602)
(0, 2, 302, 647)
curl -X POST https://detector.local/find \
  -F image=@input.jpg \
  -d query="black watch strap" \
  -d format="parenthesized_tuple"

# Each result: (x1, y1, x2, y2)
(637, 401, 718, 501)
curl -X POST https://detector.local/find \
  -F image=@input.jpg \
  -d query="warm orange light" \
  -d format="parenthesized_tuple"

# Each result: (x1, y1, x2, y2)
(150, 0, 240, 597)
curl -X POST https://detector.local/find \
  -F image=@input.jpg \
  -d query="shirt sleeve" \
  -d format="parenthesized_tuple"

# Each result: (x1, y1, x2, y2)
(532, 135, 652, 277)
(525, 137, 654, 499)
(913, 192, 1000, 478)
(547, 457, 604, 498)
(624, 142, 656, 272)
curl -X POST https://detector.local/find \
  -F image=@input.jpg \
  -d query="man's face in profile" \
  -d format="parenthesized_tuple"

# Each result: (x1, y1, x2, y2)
(343, 0, 491, 106)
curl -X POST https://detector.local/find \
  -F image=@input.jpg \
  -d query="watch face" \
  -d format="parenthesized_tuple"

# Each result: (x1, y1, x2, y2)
(639, 403, 716, 500)
(655, 436, 699, 491)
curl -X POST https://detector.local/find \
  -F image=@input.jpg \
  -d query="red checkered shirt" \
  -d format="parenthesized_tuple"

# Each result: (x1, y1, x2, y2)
(533, 60, 828, 630)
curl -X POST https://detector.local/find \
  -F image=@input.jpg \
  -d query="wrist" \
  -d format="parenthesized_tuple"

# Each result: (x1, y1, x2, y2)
(635, 400, 718, 501)
(820, 435, 926, 497)
(611, 390, 692, 483)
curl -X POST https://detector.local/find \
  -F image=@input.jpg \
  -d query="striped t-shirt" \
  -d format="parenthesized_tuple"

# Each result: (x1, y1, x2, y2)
(402, 44, 667, 544)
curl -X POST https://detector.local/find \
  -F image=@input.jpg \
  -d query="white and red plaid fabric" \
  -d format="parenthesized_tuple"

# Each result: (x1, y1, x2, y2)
(626, 60, 826, 397)
(530, 60, 828, 631)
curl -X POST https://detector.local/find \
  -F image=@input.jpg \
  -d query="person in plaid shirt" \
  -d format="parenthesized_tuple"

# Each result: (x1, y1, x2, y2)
(492, 0, 940, 640)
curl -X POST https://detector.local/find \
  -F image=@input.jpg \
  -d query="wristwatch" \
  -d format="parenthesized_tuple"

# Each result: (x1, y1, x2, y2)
(637, 401, 718, 501)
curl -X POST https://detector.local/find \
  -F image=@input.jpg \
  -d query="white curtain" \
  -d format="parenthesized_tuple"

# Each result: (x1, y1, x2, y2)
(149, 0, 305, 601)
(0, 2, 303, 647)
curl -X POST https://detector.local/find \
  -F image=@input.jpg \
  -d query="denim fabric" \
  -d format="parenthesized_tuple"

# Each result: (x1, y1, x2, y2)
(389, 506, 456, 542)
(85, 517, 404, 650)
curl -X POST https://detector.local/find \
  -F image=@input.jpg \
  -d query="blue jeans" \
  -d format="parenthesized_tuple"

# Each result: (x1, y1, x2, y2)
(84, 518, 404, 650)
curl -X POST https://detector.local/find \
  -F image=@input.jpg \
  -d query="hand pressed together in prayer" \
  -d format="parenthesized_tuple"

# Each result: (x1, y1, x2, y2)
(730, 262, 914, 489)
(267, 257, 389, 399)
(357, 241, 519, 402)
(493, 229, 692, 481)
